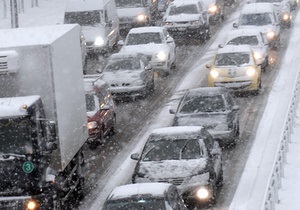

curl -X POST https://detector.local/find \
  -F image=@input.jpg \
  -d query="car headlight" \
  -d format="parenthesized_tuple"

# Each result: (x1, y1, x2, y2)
(266, 31, 275, 40)
(282, 13, 290, 21)
(136, 13, 147, 22)
(254, 52, 262, 60)
(246, 67, 256, 77)
(26, 199, 39, 210)
(214, 123, 229, 131)
(94, 37, 105, 46)
(132, 79, 144, 86)
(196, 186, 212, 200)
(156, 51, 168, 61)
(190, 20, 200, 25)
(87, 121, 98, 130)
(210, 69, 219, 78)
(208, 3, 218, 14)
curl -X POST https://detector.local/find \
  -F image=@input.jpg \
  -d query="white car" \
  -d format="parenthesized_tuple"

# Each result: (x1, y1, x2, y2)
(119, 26, 176, 75)
(222, 28, 270, 70)
(162, 0, 210, 41)
(101, 52, 154, 100)
(233, 3, 281, 49)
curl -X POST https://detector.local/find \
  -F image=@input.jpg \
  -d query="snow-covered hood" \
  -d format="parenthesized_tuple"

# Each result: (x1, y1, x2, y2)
(175, 112, 228, 127)
(237, 25, 276, 34)
(82, 26, 106, 43)
(139, 159, 208, 179)
(120, 43, 169, 56)
(117, 7, 149, 18)
(164, 14, 201, 22)
(102, 70, 143, 85)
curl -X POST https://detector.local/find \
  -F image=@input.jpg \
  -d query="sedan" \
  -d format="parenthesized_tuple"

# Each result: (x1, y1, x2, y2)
(101, 52, 154, 100)
(169, 87, 239, 146)
(102, 183, 188, 210)
(207, 45, 262, 95)
(118, 26, 176, 76)
(131, 126, 223, 208)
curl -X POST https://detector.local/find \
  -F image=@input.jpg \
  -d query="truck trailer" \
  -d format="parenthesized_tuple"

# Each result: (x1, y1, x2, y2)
(0, 24, 88, 209)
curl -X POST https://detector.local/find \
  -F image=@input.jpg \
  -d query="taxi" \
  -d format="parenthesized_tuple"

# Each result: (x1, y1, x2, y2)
(206, 45, 262, 95)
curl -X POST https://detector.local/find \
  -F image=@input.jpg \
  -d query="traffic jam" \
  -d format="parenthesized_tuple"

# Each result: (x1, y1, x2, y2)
(0, 0, 298, 209)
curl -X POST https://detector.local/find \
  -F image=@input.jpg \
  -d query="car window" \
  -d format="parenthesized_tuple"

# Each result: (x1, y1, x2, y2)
(85, 94, 96, 112)
(64, 11, 102, 26)
(240, 13, 272, 26)
(115, 0, 144, 8)
(214, 52, 250, 66)
(227, 36, 259, 46)
(169, 4, 199, 15)
(179, 95, 226, 113)
(126, 32, 163, 45)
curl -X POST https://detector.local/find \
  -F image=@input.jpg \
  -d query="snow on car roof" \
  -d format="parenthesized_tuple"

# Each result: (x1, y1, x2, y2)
(0, 95, 40, 117)
(151, 126, 204, 137)
(187, 87, 227, 97)
(65, 0, 108, 12)
(170, 0, 202, 6)
(0, 24, 79, 48)
(227, 28, 262, 38)
(107, 183, 172, 200)
(129, 26, 165, 34)
(217, 44, 252, 53)
(241, 3, 275, 14)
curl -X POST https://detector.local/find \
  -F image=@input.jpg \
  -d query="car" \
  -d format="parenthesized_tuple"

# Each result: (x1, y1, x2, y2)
(202, 0, 225, 24)
(169, 87, 240, 146)
(100, 52, 155, 100)
(118, 26, 176, 76)
(84, 75, 117, 148)
(162, 0, 210, 42)
(102, 183, 188, 210)
(206, 45, 262, 95)
(233, 3, 281, 49)
(252, 0, 292, 28)
(222, 28, 270, 70)
(131, 126, 223, 207)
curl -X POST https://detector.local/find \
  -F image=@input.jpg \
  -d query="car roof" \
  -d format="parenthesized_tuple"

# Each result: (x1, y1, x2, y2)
(170, 0, 203, 6)
(227, 28, 262, 39)
(186, 87, 228, 97)
(128, 26, 165, 34)
(217, 44, 252, 53)
(107, 183, 172, 200)
(83, 74, 107, 93)
(150, 126, 204, 138)
(65, 0, 109, 12)
(241, 3, 275, 14)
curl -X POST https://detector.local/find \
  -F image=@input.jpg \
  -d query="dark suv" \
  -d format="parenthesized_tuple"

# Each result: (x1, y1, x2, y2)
(84, 75, 117, 148)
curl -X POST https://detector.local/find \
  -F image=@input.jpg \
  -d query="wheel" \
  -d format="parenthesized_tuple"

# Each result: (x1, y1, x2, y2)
(110, 114, 117, 134)
(216, 168, 224, 188)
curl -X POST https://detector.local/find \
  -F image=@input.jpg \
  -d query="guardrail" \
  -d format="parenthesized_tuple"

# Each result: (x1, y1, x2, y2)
(229, 10, 300, 210)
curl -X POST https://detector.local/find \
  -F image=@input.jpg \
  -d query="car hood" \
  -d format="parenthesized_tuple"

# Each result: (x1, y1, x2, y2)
(102, 70, 143, 84)
(139, 159, 207, 178)
(120, 44, 169, 56)
(175, 112, 228, 127)
(165, 14, 201, 22)
(82, 26, 106, 42)
(237, 25, 276, 34)
(117, 7, 149, 18)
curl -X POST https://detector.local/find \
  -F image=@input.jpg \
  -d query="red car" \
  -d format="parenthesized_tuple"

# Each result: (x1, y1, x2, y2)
(84, 75, 117, 148)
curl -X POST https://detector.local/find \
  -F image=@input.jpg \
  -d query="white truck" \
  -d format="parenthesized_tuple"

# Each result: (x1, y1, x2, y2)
(0, 24, 88, 209)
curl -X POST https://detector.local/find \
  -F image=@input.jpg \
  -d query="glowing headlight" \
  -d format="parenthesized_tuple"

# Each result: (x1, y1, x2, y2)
(254, 52, 262, 60)
(282, 13, 290, 21)
(266, 31, 275, 40)
(208, 4, 218, 14)
(210, 69, 219, 78)
(26, 199, 39, 210)
(136, 13, 147, 22)
(94, 37, 105, 46)
(156, 51, 167, 61)
(196, 187, 211, 200)
(87, 121, 98, 130)
(246, 67, 256, 77)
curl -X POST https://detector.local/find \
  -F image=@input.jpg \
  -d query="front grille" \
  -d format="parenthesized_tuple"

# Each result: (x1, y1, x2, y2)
(157, 177, 184, 186)
(111, 83, 130, 87)
(0, 61, 8, 70)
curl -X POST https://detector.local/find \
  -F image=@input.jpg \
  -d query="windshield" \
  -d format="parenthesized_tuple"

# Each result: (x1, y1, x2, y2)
(64, 11, 101, 26)
(126, 32, 163, 45)
(142, 138, 204, 161)
(240, 13, 272, 26)
(179, 95, 226, 113)
(86, 94, 96, 112)
(215, 52, 250, 66)
(115, 0, 144, 8)
(227, 36, 259, 46)
(103, 197, 166, 210)
(169, 4, 199, 15)
(0, 117, 33, 155)
(104, 59, 141, 71)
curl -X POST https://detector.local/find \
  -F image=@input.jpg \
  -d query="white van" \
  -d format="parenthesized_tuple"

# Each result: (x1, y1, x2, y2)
(64, 0, 120, 55)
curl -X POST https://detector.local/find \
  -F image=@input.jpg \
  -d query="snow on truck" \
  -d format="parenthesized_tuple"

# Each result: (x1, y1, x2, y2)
(0, 24, 88, 209)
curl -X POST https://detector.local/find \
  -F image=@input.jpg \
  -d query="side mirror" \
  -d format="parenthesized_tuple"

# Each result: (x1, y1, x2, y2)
(169, 109, 175, 114)
(233, 23, 238, 28)
(218, 44, 224, 48)
(118, 40, 124, 46)
(131, 153, 140, 160)
(206, 64, 212, 69)
(166, 37, 174, 43)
